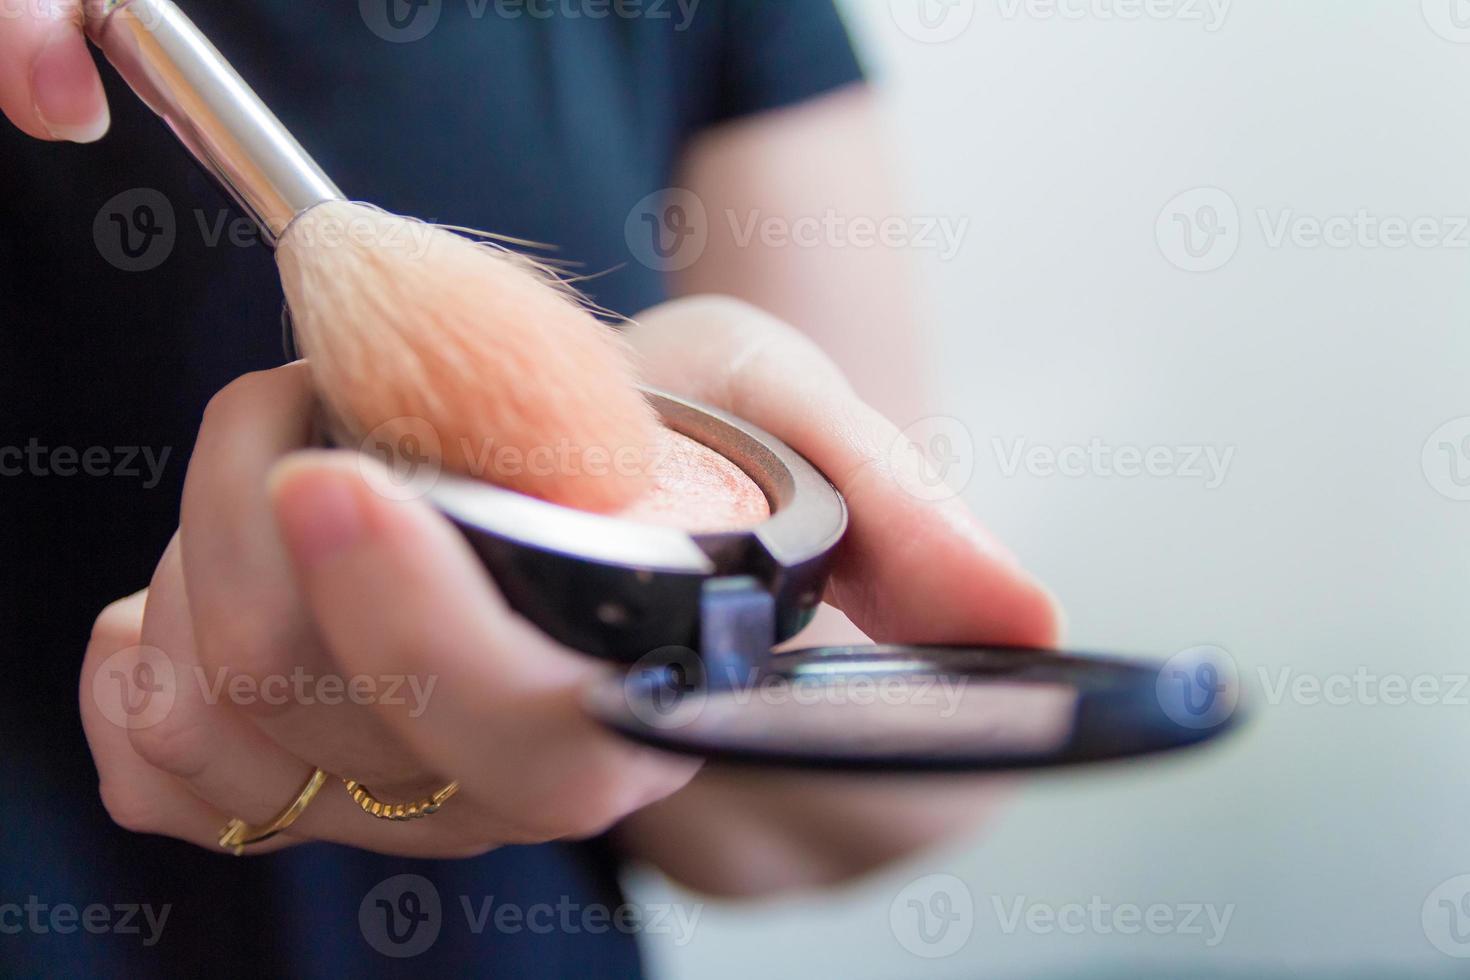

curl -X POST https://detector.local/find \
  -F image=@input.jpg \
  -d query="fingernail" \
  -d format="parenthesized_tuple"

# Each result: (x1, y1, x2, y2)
(269, 457, 368, 568)
(31, 32, 110, 143)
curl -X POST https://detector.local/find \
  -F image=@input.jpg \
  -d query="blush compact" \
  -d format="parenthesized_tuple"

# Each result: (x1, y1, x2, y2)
(423, 389, 1245, 772)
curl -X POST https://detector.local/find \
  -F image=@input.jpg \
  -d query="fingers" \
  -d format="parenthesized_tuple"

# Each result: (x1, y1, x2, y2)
(86, 539, 516, 857)
(0, 0, 108, 142)
(626, 296, 1061, 648)
(78, 583, 254, 852)
(180, 363, 317, 684)
(269, 452, 701, 842)
(179, 362, 427, 786)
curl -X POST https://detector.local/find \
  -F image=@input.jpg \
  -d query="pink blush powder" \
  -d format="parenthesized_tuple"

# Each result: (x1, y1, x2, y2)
(617, 428, 771, 533)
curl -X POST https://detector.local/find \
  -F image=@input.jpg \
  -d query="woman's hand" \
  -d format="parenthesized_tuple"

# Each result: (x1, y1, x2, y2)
(0, 1, 110, 143)
(79, 295, 1057, 876)
(79, 361, 698, 857)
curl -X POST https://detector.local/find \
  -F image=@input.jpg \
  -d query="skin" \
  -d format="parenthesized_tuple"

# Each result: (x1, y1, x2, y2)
(11, 18, 1061, 893)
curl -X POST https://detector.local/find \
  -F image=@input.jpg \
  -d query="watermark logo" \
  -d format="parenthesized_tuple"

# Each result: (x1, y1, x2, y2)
(360, 0, 442, 42)
(92, 645, 176, 731)
(890, 0, 976, 43)
(1423, 0, 1470, 43)
(890, 873, 975, 958)
(890, 416, 975, 503)
(1156, 644, 1238, 731)
(1423, 874, 1470, 958)
(93, 188, 176, 273)
(361, 874, 443, 958)
(1157, 187, 1240, 273)
(625, 188, 708, 273)
(623, 647, 709, 731)
(1423, 417, 1470, 502)
(358, 417, 445, 502)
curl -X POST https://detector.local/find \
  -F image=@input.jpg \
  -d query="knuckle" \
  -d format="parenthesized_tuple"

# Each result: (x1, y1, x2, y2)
(550, 768, 651, 840)
(193, 623, 312, 721)
(88, 595, 144, 652)
(199, 369, 274, 433)
(98, 779, 160, 836)
(194, 618, 296, 699)
(672, 293, 761, 323)
(126, 713, 210, 780)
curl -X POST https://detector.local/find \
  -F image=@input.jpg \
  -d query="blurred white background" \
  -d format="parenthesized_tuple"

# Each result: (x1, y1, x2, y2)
(631, 1, 1470, 976)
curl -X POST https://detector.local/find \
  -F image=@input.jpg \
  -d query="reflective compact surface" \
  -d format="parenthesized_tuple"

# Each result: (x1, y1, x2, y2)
(587, 644, 1243, 771)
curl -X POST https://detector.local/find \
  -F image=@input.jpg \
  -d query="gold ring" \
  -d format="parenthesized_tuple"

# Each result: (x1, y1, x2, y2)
(343, 777, 459, 821)
(218, 767, 329, 856)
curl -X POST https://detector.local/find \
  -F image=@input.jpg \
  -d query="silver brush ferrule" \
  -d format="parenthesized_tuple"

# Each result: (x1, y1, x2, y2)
(85, 0, 344, 245)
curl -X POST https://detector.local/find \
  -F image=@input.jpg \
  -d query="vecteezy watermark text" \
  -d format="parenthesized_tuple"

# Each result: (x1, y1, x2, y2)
(0, 897, 170, 947)
(996, 0, 1230, 31)
(991, 895, 1234, 947)
(358, 875, 702, 958)
(0, 440, 171, 489)
(725, 209, 970, 262)
(993, 436, 1235, 489)
(93, 188, 437, 272)
(1257, 666, 1470, 708)
(356, 415, 681, 501)
(1158, 187, 1470, 272)
(888, 873, 1235, 959)
(358, 0, 702, 44)
(92, 644, 438, 731)
(621, 649, 972, 733)
(624, 189, 971, 272)
(194, 666, 437, 718)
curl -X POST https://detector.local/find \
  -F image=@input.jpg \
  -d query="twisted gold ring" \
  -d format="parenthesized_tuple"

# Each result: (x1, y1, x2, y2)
(218, 767, 329, 856)
(344, 777, 460, 821)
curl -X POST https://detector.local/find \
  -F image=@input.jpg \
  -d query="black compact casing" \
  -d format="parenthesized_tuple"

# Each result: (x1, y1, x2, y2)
(423, 389, 1244, 771)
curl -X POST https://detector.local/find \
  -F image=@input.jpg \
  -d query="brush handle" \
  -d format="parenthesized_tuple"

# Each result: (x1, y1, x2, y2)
(85, 0, 344, 245)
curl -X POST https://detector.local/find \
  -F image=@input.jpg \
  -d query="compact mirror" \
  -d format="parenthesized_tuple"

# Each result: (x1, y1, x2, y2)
(426, 389, 1244, 771)
(587, 644, 1241, 771)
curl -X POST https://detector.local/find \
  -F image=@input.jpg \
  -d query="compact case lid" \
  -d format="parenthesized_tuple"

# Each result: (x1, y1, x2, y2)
(586, 643, 1243, 771)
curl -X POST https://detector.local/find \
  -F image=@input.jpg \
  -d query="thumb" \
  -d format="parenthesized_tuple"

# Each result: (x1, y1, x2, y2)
(0, 1, 109, 142)
(625, 296, 1061, 649)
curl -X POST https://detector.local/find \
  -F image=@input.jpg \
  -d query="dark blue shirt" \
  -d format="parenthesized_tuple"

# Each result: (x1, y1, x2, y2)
(0, 2, 861, 975)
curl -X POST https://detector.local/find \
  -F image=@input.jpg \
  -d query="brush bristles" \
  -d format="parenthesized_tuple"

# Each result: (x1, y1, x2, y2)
(277, 201, 659, 512)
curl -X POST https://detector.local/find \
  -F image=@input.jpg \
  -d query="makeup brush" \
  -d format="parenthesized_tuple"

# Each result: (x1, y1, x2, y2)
(85, 0, 658, 512)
